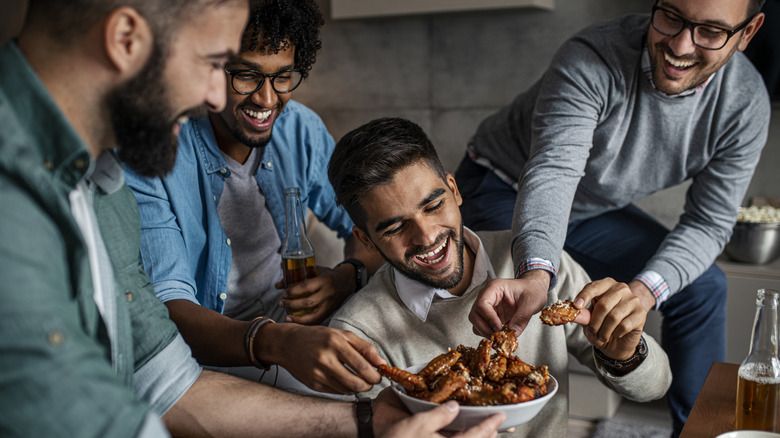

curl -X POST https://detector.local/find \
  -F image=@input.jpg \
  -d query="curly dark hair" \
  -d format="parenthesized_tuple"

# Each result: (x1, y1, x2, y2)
(243, 0, 324, 79)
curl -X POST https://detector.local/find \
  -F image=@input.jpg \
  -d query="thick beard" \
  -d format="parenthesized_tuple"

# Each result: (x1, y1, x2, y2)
(111, 43, 186, 177)
(378, 226, 465, 291)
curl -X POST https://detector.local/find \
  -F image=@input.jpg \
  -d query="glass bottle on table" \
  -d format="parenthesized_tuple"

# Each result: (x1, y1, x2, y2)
(735, 288, 780, 432)
(281, 187, 317, 289)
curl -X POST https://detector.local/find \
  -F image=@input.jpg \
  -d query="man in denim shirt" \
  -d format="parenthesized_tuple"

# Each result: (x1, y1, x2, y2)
(125, 0, 384, 395)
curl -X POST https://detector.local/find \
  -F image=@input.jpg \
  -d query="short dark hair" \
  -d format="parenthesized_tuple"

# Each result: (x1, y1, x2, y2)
(749, 0, 766, 16)
(243, 0, 324, 79)
(328, 118, 447, 231)
(25, 0, 240, 48)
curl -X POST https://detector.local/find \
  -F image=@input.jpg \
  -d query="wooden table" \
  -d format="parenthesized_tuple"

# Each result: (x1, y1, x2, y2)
(680, 362, 738, 437)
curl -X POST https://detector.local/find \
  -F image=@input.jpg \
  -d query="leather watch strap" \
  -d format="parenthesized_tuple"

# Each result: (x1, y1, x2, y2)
(594, 336, 648, 377)
(336, 258, 367, 291)
(355, 397, 374, 438)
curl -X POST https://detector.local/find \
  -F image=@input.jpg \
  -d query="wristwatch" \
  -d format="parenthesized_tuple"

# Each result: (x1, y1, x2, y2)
(336, 258, 367, 291)
(355, 397, 374, 438)
(593, 336, 648, 376)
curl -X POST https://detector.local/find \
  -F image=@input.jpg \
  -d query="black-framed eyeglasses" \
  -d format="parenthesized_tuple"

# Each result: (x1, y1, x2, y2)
(651, 5, 755, 50)
(224, 68, 303, 95)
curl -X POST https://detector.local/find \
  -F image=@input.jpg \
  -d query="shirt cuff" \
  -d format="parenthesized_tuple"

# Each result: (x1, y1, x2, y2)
(515, 258, 558, 291)
(634, 270, 667, 309)
(133, 333, 202, 415)
(137, 412, 171, 438)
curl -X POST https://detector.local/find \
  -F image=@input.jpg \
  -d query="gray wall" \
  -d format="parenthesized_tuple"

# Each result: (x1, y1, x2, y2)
(295, 0, 780, 230)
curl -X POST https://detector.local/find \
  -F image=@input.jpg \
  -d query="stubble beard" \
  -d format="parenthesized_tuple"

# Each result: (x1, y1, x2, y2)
(377, 226, 466, 291)
(649, 40, 737, 95)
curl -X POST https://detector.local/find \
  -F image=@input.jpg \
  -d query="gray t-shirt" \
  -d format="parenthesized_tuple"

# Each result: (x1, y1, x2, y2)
(218, 147, 286, 321)
(471, 14, 771, 299)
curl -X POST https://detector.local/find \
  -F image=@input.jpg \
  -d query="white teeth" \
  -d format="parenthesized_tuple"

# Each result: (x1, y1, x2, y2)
(415, 240, 447, 264)
(177, 115, 189, 125)
(664, 53, 695, 68)
(245, 109, 272, 121)
(424, 253, 445, 264)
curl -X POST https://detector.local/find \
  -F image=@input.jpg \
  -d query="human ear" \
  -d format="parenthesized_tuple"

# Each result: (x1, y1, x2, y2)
(446, 173, 463, 207)
(103, 6, 153, 76)
(737, 12, 764, 52)
(353, 226, 374, 249)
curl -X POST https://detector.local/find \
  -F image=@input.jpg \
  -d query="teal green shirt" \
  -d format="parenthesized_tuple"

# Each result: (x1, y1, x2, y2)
(0, 41, 199, 436)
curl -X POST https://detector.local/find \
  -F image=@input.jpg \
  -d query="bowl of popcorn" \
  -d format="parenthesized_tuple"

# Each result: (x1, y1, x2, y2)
(725, 205, 780, 265)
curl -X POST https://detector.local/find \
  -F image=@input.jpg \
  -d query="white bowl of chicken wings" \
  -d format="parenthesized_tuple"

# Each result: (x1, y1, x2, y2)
(380, 327, 558, 432)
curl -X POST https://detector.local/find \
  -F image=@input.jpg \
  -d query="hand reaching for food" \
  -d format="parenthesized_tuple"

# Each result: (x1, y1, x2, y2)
(539, 278, 646, 362)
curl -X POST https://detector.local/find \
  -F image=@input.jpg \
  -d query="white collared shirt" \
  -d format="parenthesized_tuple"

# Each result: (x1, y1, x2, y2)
(394, 227, 495, 322)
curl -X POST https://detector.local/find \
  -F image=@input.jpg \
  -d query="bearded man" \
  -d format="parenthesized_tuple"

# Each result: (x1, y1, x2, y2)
(326, 117, 672, 438)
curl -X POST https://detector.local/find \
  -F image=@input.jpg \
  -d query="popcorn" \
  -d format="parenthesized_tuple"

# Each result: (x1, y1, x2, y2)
(737, 205, 780, 223)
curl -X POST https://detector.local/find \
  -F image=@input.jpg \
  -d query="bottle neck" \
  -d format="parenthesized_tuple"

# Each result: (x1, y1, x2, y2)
(282, 189, 314, 256)
(747, 292, 780, 360)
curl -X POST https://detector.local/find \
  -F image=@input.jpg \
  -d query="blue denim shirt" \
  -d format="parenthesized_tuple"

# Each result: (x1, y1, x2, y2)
(125, 100, 353, 314)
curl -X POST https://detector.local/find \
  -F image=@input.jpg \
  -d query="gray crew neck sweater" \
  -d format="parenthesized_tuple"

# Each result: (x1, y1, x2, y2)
(471, 14, 770, 298)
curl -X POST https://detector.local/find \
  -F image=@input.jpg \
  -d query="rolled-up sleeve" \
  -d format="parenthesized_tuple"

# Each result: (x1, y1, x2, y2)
(0, 186, 151, 437)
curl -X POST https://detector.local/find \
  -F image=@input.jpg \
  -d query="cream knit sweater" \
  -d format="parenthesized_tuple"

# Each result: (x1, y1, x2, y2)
(330, 229, 671, 437)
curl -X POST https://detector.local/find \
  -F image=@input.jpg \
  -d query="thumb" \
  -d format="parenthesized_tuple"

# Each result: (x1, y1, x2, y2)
(419, 401, 460, 431)
(508, 313, 531, 336)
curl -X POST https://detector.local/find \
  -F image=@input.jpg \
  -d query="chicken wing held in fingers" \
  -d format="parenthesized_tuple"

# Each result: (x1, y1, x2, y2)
(539, 299, 580, 326)
(377, 364, 426, 393)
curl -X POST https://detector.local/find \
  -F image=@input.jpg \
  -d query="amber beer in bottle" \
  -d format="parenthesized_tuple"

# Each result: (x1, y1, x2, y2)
(735, 289, 780, 432)
(280, 187, 317, 289)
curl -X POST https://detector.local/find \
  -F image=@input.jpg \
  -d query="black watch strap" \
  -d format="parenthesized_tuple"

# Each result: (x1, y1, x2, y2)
(594, 336, 648, 377)
(355, 397, 374, 438)
(336, 258, 367, 291)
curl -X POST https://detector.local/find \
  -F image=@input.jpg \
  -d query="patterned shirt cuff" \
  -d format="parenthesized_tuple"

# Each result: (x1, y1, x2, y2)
(515, 258, 558, 292)
(634, 270, 667, 309)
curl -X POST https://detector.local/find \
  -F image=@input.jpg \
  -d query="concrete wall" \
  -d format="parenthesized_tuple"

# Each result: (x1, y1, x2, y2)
(295, 0, 780, 230)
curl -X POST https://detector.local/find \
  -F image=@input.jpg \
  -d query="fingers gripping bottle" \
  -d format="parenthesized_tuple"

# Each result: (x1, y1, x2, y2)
(735, 289, 780, 431)
(281, 187, 317, 288)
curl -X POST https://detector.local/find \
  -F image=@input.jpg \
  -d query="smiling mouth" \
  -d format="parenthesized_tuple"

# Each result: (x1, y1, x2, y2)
(414, 238, 448, 265)
(664, 52, 696, 69)
(244, 108, 272, 122)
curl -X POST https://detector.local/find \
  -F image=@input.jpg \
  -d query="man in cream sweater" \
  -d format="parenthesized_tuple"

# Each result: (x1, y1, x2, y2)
(327, 118, 672, 437)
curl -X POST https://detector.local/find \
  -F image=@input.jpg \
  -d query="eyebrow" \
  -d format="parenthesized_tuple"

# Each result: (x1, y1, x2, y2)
(374, 188, 447, 233)
(657, 2, 734, 28)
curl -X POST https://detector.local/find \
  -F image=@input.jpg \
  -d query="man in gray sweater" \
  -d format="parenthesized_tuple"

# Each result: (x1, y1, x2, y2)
(455, 0, 769, 434)
(327, 118, 672, 437)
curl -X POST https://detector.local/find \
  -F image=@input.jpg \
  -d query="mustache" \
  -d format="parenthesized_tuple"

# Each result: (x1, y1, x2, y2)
(656, 42, 697, 62)
(238, 100, 281, 113)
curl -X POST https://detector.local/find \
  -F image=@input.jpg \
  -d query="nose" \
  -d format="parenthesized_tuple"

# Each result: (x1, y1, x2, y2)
(667, 26, 697, 56)
(251, 78, 277, 108)
(205, 69, 227, 112)
(409, 220, 439, 250)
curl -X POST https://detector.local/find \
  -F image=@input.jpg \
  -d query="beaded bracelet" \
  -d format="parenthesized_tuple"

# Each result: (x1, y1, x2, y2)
(244, 317, 275, 370)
